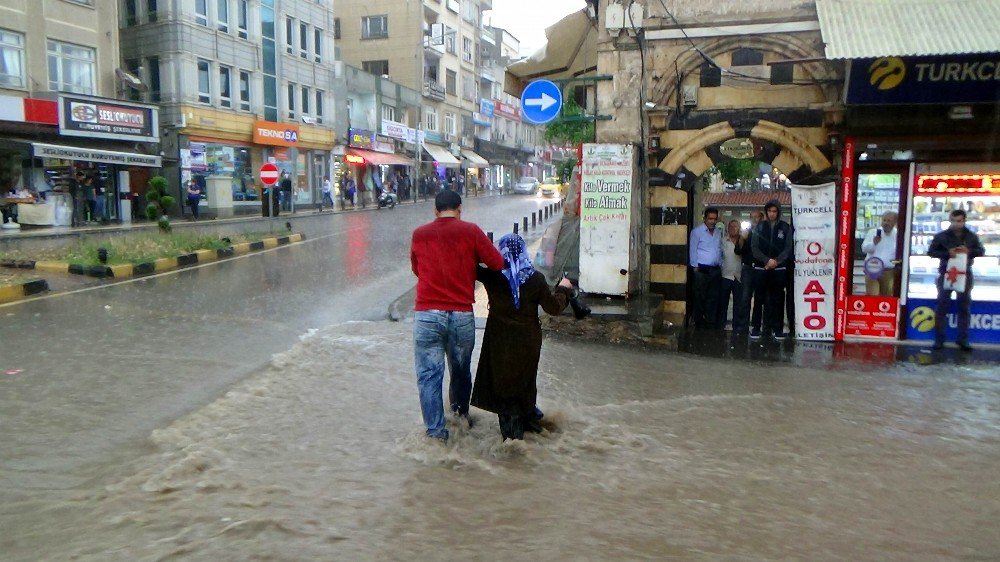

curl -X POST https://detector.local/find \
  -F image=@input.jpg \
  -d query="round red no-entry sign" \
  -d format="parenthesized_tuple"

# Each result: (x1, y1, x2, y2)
(259, 163, 280, 186)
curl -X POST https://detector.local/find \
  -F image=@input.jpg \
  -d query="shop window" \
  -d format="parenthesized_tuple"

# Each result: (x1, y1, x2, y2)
(362, 59, 389, 76)
(197, 59, 211, 103)
(854, 173, 903, 297)
(731, 48, 763, 67)
(362, 15, 388, 39)
(446, 69, 456, 96)
(194, 0, 208, 26)
(315, 89, 324, 123)
(219, 65, 232, 108)
(239, 70, 251, 111)
(237, 0, 249, 39)
(217, 0, 229, 32)
(314, 28, 323, 63)
(299, 22, 309, 59)
(1, 30, 26, 89)
(47, 39, 95, 95)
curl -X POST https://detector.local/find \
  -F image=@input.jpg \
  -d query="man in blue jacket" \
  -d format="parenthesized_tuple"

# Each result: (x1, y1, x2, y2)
(928, 209, 985, 351)
(751, 200, 793, 340)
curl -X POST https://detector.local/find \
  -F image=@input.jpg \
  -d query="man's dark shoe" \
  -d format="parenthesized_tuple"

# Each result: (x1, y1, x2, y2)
(773, 332, 789, 340)
(749, 328, 761, 340)
(931, 341, 944, 350)
(524, 418, 544, 433)
(957, 341, 973, 352)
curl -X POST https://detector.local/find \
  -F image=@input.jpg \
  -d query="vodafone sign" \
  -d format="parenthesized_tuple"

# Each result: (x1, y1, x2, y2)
(253, 120, 300, 147)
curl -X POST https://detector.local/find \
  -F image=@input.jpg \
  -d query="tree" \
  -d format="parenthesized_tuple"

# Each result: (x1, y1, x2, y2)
(543, 97, 595, 146)
(556, 158, 575, 183)
(145, 175, 176, 232)
(715, 158, 759, 190)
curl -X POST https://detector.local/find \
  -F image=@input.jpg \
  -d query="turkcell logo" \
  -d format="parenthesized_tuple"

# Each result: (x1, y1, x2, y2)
(906, 298, 1000, 344)
(868, 57, 906, 90)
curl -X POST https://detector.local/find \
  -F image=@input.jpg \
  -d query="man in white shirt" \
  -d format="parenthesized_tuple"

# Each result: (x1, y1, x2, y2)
(861, 211, 899, 296)
(718, 220, 744, 330)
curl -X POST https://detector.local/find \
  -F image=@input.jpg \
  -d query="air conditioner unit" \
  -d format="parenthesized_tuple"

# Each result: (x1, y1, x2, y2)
(682, 85, 698, 107)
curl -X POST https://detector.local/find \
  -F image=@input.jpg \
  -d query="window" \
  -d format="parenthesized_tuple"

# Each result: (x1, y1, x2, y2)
(362, 59, 389, 76)
(381, 104, 395, 122)
(424, 106, 438, 131)
(333, 18, 340, 40)
(462, 75, 475, 101)
(285, 17, 294, 53)
(0, 29, 25, 88)
(731, 48, 763, 67)
(147, 0, 159, 23)
(462, 0, 477, 23)
(47, 40, 96, 95)
(445, 69, 456, 96)
(286, 82, 295, 117)
(346, 98, 352, 120)
(219, 65, 232, 107)
(315, 90, 324, 122)
(197, 59, 211, 103)
(299, 22, 308, 59)
(444, 112, 455, 136)
(462, 36, 473, 63)
(445, 29, 456, 54)
(313, 28, 323, 63)
(301, 85, 310, 114)
(237, 0, 249, 39)
(217, 0, 229, 32)
(239, 70, 251, 110)
(361, 15, 388, 39)
(148, 56, 160, 102)
(123, 0, 137, 25)
(194, 0, 208, 26)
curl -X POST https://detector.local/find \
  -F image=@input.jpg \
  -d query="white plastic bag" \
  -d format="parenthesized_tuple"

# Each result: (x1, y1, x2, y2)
(941, 253, 967, 293)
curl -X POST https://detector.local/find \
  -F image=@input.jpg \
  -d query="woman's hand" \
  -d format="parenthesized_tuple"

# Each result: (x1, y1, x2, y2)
(558, 277, 574, 289)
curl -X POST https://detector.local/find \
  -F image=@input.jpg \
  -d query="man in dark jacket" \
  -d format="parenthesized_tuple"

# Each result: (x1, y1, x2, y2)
(279, 171, 292, 212)
(928, 209, 985, 351)
(751, 200, 793, 340)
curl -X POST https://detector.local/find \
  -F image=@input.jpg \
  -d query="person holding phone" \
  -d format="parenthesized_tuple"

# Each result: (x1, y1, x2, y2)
(861, 211, 899, 296)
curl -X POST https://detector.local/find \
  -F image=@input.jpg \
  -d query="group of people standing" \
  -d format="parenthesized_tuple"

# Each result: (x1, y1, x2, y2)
(409, 190, 577, 442)
(68, 170, 109, 226)
(689, 200, 794, 340)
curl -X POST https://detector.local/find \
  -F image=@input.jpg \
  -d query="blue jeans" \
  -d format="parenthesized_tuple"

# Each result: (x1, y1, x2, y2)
(413, 310, 476, 439)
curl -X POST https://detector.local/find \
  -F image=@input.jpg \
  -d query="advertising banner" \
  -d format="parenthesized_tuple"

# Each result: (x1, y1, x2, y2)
(846, 54, 1000, 105)
(791, 182, 837, 341)
(253, 120, 299, 147)
(906, 298, 1000, 344)
(58, 95, 159, 142)
(845, 295, 899, 338)
(835, 137, 856, 340)
(579, 143, 634, 296)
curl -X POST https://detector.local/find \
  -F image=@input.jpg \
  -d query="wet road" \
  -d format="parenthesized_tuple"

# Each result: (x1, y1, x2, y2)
(0, 194, 555, 490)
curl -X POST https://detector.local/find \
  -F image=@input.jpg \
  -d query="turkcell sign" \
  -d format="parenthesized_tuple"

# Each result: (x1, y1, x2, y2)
(906, 298, 1000, 344)
(846, 54, 1000, 105)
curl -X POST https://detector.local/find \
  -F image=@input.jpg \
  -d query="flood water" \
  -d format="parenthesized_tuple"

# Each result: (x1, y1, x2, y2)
(3, 320, 997, 560)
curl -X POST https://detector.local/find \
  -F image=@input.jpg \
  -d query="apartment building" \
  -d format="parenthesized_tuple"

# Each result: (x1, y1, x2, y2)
(118, 0, 339, 214)
(335, 0, 495, 184)
(1, 0, 162, 227)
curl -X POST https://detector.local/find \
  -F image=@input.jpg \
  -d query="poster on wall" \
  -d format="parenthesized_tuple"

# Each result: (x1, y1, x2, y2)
(790, 182, 837, 340)
(189, 142, 207, 170)
(579, 143, 634, 296)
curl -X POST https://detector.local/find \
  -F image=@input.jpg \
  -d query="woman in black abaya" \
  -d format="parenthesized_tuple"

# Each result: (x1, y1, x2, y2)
(471, 233, 574, 440)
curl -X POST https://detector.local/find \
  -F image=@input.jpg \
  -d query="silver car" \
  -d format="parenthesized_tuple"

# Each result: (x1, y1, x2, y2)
(513, 176, 540, 195)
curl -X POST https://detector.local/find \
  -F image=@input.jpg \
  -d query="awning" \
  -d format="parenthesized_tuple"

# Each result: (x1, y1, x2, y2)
(816, 0, 1000, 59)
(504, 9, 598, 97)
(347, 148, 413, 166)
(422, 144, 461, 167)
(460, 149, 489, 167)
(32, 142, 162, 167)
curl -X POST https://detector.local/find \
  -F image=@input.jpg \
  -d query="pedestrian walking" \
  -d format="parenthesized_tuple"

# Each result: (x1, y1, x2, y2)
(929, 209, 984, 351)
(751, 200, 793, 340)
(410, 190, 504, 442)
(320, 176, 334, 210)
(734, 210, 764, 336)
(718, 219, 743, 330)
(471, 233, 574, 441)
(861, 211, 900, 296)
(279, 171, 292, 212)
(82, 175, 97, 223)
(689, 207, 723, 329)
(69, 170, 85, 227)
(185, 179, 202, 220)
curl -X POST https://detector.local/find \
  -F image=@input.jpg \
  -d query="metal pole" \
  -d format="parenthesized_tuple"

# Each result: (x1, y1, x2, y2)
(523, 216, 528, 232)
(513, 222, 518, 234)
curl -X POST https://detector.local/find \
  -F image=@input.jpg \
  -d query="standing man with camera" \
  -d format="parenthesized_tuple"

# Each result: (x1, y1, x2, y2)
(861, 211, 899, 296)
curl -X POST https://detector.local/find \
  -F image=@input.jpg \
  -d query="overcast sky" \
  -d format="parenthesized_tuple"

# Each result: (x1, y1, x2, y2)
(485, 0, 586, 58)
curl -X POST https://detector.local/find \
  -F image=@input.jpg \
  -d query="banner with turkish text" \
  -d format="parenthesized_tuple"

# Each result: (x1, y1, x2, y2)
(791, 182, 837, 341)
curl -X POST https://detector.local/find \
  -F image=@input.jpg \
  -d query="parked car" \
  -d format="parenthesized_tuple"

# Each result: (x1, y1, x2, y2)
(513, 176, 540, 195)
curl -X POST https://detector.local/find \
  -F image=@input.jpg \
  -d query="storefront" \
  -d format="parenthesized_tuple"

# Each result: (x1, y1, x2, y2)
(834, 51, 1000, 344)
(474, 138, 533, 191)
(1, 94, 161, 227)
(346, 128, 413, 201)
(421, 142, 461, 182)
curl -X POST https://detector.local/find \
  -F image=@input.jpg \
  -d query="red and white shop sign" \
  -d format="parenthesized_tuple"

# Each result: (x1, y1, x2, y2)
(791, 182, 838, 341)
(259, 162, 280, 186)
(835, 137, 856, 341)
(845, 296, 899, 338)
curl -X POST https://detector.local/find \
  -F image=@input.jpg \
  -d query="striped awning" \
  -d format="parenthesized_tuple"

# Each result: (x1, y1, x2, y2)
(816, 0, 1000, 59)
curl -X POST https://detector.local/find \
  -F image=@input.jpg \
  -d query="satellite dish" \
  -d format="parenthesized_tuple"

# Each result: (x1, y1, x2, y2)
(115, 68, 148, 92)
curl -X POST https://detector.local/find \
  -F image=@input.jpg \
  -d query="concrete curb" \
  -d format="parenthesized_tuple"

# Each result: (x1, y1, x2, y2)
(0, 277, 48, 303)
(1, 233, 305, 280)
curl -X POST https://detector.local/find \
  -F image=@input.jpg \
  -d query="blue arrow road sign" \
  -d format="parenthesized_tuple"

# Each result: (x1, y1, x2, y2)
(520, 80, 563, 124)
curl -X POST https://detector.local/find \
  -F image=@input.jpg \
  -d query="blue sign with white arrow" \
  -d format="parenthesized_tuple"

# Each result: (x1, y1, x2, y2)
(520, 79, 563, 124)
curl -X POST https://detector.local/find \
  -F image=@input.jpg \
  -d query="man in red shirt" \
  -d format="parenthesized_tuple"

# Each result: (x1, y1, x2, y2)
(411, 190, 504, 441)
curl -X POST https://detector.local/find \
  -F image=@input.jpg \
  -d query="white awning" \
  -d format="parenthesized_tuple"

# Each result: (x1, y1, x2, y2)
(816, 0, 1000, 59)
(422, 144, 461, 167)
(461, 149, 489, 167)
(32, 142, 162, 168)
(504, 9, 598, 97)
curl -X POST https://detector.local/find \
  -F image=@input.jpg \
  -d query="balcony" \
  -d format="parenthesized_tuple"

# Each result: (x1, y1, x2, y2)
(423, 81, 446, 101)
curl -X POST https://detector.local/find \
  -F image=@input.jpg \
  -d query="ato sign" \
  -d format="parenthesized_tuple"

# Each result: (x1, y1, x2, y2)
(790, 182, 837, 341)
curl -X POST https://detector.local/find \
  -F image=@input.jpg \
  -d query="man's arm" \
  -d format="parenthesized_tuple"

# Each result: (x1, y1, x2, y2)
(475, 228, 505, 270)
(751, 224, 768, 263)
(689, 227, 700, 267)
(861, 228, 876, 255)
(774, 223, 793, 265)
(927, 232, 950, 260)
(968, 231, 986, 259)
(410, 233, 420, 276)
